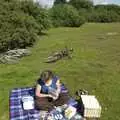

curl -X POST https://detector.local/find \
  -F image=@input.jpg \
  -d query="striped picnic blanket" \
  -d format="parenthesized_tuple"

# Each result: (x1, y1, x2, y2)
(9, 85, 68, 120)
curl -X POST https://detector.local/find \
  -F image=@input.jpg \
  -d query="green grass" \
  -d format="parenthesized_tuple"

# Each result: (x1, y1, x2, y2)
(0, 23, 120, 120)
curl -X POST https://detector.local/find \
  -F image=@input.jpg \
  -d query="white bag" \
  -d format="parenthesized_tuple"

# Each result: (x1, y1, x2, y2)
(22, 96, 34, 110)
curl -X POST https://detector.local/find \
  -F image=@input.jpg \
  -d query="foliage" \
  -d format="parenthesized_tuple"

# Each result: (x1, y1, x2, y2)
(0, 0, 50, 52)
(20, 0, 51, 31)
(68, 0, 120, 23)
(88, 5, 120, 22)
(49, 4, 85, 27)
(95, 4, 120, 15)
(87, 9, 120, 22)
(69, 0, 93, 10)
(0, 0, 120, 53)
(54, 0, 66, 5)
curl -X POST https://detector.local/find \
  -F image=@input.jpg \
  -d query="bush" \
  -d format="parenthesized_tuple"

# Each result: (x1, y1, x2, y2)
(20, 0, 51, 31)
(0, 11, 38, 52)
(69, 0, 93, 10)
(54, 0, 66, 5)
(49, 4, 85, 27)
(87, 7, 120, 23)
(68, 1, 120, 23)
(0, 0, 51, 52)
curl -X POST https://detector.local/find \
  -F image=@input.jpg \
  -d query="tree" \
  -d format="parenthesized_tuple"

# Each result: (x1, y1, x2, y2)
(69, 0, 93, 10)
(0, 0, 51, 52)
(95, 4, 120, 15)
(20, 0, 51, 31)
(87, 6, 120, 22)
(49, 4, 85, 27)
(54, 0, 66, 5)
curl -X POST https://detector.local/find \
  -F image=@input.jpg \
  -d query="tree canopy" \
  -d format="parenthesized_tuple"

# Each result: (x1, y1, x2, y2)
(54, 0, 66, 5)
(69, 0, 93, 10)
(0, 0, 50, 52)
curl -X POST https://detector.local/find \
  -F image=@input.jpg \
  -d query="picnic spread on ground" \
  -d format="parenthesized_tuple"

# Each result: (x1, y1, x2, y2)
(9, 70, 102, 120)
(10, 84, 101, 120)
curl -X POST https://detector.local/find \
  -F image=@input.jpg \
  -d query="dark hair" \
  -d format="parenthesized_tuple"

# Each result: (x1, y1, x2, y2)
(40, 70, 54, 82)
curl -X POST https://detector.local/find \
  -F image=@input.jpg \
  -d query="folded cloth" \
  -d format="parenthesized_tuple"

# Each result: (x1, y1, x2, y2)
(9, 84, 68, 120)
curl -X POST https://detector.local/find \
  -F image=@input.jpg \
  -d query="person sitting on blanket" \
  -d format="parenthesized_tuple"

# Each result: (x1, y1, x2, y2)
(35, 70, 70, 111)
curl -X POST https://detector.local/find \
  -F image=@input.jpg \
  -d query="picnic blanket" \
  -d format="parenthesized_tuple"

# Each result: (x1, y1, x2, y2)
(9, 85, 69, 120)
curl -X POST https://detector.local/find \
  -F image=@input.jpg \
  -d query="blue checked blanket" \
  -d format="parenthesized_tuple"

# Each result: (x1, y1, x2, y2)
(9, 85, 69, 120)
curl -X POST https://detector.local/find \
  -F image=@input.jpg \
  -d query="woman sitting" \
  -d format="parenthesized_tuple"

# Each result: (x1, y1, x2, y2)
(35, 70, 70, 111)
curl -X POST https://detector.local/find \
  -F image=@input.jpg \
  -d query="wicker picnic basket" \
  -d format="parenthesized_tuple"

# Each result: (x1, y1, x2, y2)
(81, 95, 101, 118)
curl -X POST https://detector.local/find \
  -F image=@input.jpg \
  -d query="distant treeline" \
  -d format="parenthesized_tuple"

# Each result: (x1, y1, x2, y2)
(51, 0, 120, 27)
(0, 0, 120, 52)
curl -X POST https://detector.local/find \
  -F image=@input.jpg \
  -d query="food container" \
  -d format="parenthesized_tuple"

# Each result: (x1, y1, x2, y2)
(65, 106, 77, 119)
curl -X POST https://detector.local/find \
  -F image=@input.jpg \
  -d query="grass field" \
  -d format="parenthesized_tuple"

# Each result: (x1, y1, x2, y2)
(0, 23, 120, 120)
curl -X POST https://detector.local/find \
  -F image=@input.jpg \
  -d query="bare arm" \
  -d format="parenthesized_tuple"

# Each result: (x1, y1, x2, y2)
(35, 84, 51, 98)
(56, 79, 61, 94)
